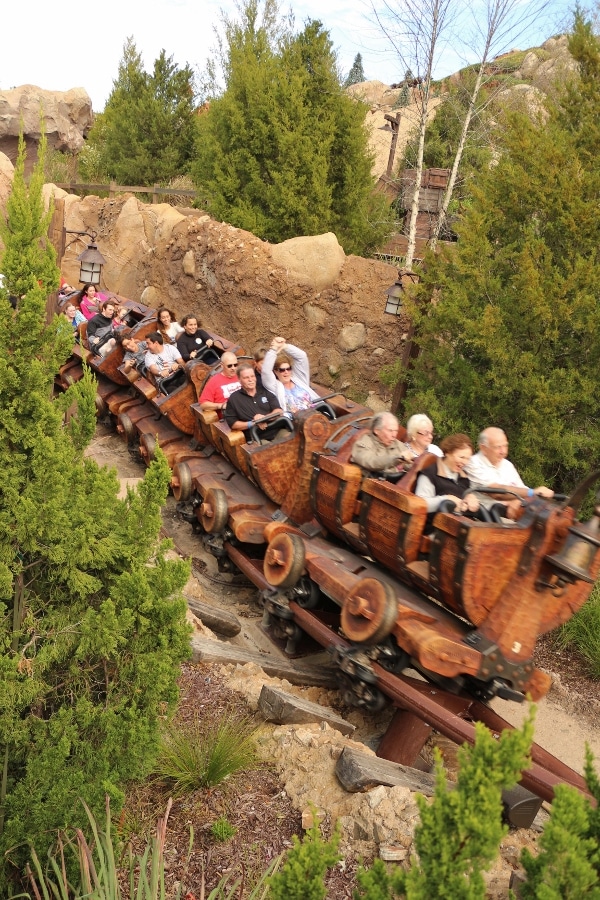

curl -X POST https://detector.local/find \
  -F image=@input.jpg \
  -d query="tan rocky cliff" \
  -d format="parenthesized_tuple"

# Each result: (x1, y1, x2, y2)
(0, 85, 93, 174)
(52, 187, 401, 400)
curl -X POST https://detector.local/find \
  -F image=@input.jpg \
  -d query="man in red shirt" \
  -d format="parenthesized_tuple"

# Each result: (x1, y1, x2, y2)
(199, 351, 241, 416)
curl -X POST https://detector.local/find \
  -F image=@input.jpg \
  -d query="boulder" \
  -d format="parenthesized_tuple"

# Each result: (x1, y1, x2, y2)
(0, 86, 93, 170)
(0, 152, 14, 217)
(269, 232, 346, 292)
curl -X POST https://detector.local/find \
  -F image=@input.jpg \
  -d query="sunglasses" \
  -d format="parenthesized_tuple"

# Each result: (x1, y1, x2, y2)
(277, 366, 292, 372)
(224, 363, 237, 369)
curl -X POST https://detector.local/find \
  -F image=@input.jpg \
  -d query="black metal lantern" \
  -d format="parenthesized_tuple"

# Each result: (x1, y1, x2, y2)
(384, 271, 419, 316)
(63, 229, 106, 285)
(384, 278, 404, 315)
(76, 241, 106, 285)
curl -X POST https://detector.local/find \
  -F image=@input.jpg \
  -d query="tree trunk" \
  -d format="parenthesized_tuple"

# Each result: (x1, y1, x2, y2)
(430, 61, 487, 249)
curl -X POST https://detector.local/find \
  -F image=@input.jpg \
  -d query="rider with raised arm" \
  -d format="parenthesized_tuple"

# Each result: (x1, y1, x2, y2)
(261, 337, 319, 414)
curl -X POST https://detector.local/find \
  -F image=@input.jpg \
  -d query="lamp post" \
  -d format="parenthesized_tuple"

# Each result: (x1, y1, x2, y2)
(384, 269, 421, 413)
(63, 230, 106, 285)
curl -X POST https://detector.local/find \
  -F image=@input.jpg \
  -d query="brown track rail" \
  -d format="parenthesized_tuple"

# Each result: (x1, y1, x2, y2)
(289, 602, 593, 805)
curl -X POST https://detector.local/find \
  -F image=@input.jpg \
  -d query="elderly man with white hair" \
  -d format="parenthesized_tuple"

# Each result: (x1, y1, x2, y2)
(465, 426, 553, 518)
(350, 412, 413, 475)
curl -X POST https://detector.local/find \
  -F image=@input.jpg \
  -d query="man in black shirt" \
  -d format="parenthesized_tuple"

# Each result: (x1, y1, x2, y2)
(224, 364, 287, 443)
(87, 300, 117, 356)
(176, 315, 223, 363)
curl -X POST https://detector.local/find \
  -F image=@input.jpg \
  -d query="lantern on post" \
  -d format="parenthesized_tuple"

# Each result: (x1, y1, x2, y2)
(63, 229, 106, 285)
(384, 269, 419, 316)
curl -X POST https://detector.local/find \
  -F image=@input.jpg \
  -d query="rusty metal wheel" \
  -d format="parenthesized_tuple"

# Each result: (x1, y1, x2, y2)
(95, 394, 108, 418)
(171, 461, 192, 502)
(200, 488, 229, 534)
(141, 433, 157, 463)
(263, 533, 306, 588)
(118, 412, 135, 444)
(341, 578, 398, 645)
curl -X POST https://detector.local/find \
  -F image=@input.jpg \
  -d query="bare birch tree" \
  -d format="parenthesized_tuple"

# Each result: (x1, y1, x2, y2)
(372, 0, 457, 271)
(429, 0, 555, 247)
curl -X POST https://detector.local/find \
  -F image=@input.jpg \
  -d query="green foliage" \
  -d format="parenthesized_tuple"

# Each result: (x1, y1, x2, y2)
(11, 798, 192, 899)
(0, 130, 58, 300)
(402, 12, 600, 492)
(87, 37, 198, 185)
(519, 747, 600, 897)
(44, 147, 79, 186)
(556, 583, 600, 678)
(155, 711, 259, 795)
(344, 53, 366, 87)
(193, 0, 393, 255)
(210, 817, 237, 842)
(355, 713, 534, 899)
(0, 136, 191, 886)
(267, 812, 341, 900)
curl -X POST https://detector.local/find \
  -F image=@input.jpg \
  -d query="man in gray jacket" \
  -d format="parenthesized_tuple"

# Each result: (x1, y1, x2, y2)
(351, 412, 412, 475)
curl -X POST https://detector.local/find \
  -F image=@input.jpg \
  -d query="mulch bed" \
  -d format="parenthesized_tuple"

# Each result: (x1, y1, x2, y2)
(121, 664, 303, 899)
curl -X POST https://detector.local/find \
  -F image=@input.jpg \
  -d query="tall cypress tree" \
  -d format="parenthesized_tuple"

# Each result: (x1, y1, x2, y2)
(401, 12, 600, 491)
(193, 0, 392, 255)
(0, 135, 190, 883)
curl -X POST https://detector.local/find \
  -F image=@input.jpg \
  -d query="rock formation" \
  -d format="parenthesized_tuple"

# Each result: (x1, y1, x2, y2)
(0, 152, 14, 214)
(0, 85, 93, 173)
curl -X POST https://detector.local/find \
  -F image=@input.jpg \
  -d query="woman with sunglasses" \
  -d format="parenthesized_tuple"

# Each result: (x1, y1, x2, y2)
(262, 337, 319, 414)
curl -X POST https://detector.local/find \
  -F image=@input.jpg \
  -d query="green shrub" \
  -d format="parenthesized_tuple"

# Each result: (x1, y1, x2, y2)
(210, 817, 237, 842)
(556, 585, 600, 678)
(155, 711, 260, 795)
(267, 813, 341, 900)
(520, 746, 600, 897)
(355, 712, 534, 899)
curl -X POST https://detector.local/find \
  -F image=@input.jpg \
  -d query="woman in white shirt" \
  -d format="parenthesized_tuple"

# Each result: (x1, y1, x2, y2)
(403, 414, 443, 461)
(261, 337, 319, 414)
(157, 307, 184, 344)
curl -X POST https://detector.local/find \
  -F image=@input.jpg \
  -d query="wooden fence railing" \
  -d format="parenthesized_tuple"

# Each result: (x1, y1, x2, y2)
(54, 181, 199, 204)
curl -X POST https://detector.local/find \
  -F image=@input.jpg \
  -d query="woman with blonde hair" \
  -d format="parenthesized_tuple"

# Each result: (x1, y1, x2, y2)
(403, 413, 443, 461)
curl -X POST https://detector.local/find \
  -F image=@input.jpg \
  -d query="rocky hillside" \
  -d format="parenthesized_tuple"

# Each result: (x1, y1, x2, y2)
(51, 187, 401, 402)
(348, 34, 576, 179)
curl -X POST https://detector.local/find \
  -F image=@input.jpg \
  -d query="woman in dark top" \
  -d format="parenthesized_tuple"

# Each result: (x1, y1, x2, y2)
(415, 433, 481, 525)
(176, 315, 223, 363)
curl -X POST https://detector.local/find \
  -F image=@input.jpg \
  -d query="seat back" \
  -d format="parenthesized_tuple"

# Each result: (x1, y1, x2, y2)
(311, 421, 372, 535)
(359, 478, 428, 572)
(397, 452, 438, 493)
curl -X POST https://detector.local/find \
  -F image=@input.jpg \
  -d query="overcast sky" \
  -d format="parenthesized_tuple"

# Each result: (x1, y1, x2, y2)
(1, 0, 575, 111)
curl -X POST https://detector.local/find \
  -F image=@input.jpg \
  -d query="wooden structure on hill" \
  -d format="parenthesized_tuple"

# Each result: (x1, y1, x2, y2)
(378, 167, 451, 261)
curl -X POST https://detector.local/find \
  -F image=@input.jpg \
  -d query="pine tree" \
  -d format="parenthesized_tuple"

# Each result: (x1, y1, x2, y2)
(192, 0, 392, 255)
(344, 53, 366, 87)
(400, 12, 600, 491)
(0, 135, 191, 885)
(89, 37, 198, 185)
